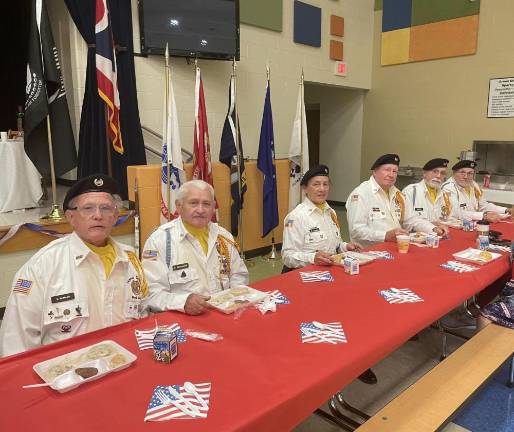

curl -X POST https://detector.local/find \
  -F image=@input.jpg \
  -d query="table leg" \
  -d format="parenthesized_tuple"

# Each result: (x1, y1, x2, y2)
(314, 407, 357, 431)
(507, 356, 514, 388)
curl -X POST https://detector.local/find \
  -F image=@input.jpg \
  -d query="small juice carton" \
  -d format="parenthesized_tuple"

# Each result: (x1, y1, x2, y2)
(343, 256, 359, 275)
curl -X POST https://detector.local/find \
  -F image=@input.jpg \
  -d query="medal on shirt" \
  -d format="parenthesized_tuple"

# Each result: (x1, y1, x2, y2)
(126, 299, 141, 319)
(129, 276, 143, 298)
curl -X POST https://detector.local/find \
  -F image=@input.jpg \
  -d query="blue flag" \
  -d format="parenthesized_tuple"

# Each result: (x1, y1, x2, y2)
(257, 80, 279, 238)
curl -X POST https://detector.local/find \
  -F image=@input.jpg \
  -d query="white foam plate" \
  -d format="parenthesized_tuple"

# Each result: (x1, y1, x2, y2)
(332, 251, 376, 266)
(207, 285, 267, 314)
(32, 340, 137, 393)
(452, 248, 502, 265)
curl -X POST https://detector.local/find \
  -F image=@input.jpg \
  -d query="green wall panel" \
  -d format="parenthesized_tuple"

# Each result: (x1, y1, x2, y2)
(240, 0, 283, 32)
(411, 0, 480, 26)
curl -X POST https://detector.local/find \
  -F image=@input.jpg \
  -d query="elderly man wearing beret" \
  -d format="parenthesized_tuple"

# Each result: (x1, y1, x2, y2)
(0, 174, 148, 357)
(402, 158, 450, 235)
(346, 154, 445, 247)
(442, 160, 512, 222)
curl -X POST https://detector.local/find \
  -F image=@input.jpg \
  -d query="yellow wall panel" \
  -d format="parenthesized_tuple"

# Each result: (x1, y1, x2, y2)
(381, 28, 411, 66)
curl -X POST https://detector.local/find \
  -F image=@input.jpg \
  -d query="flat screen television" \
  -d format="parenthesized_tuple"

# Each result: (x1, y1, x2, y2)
(139, 0, 239, 60)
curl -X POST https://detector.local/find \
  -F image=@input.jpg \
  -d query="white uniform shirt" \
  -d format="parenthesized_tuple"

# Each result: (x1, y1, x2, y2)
(0, 232, 148, 357)
(282, 198, 348, 269)
(142, 218, 249, 312)
(441, 177, 508, 220)
(346, 176, 435, 247)
(402, 180, 452, 222)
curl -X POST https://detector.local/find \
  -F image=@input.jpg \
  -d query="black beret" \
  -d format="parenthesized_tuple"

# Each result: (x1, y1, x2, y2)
(300, 165, 330, 186)
(452, 160, 477, 171)
(63, 174, 120, 211)
(371, 154, 400, 170)
(423, 158, 449, 171)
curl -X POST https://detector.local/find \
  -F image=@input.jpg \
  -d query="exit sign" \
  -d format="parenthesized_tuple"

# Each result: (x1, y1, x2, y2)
(335, 61, 347, 76)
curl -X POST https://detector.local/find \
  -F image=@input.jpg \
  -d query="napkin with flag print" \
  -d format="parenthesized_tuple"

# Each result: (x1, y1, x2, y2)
(266, 290, 290, 304)
(135, 323, 186, 350)
(440, 261, 479, 273)
(300, 321, 347, 344)
(379, 288, 423, 304)
(144, 383, 211, 421)
(366, 251, 394, 260)
(300, 270, 334, 282)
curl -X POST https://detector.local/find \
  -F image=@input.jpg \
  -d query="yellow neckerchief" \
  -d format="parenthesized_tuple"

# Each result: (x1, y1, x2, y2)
(464, 186, 473, 197)
(183, 221, 209, 255)
(315, 201, 327, 211)
(85, 241, 116, 277)
(216, 234, 240, 276)
(394, 191, 406, 223)
(126, 251, 149, 298)
(464, 185, 481, 200)
(426, 186, 438, 204)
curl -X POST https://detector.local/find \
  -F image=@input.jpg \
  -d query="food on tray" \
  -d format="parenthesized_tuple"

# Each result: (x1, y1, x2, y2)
(45, 363, 73, 380)
(109, 353, 127, 368)
(409, 232, 427, 243)
(209, 293, 232, 306)
(207, 286, 267, 314)
(86, 344, 115, 360)
(75, 367, 99, 379)
(230, 287, 249, 296)
(479, 250, 493, 261)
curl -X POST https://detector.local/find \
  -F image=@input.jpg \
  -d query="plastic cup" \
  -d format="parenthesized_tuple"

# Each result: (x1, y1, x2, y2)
(0, 131, 7, 141)
(396, 234, 410, 254)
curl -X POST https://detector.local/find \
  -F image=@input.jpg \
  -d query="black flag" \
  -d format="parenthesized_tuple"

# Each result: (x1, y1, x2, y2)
(219, 74, 247, 236)
(25, 0, 77, 180)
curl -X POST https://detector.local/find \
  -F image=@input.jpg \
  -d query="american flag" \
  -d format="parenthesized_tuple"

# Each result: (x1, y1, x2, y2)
(300, 271, 334, 282)
(135, 323, 186, 350)
(192, 65, 217, 221)
(95, 0, 123, 154)
(366, 251, 394, 260)
(266, 290, 290, 304)
(300, 322, 347, 344)
(144, 383, 211, 422)
(13, 278, 32, 295)
(379, 288, 424, 304)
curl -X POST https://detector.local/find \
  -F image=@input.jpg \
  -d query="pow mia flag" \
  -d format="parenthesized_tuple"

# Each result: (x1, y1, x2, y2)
(25, 0, 77, 180)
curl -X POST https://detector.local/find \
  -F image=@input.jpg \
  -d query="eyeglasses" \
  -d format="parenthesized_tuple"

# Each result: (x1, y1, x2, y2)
(68, 204, 117, 217)
(456, 171, 474, 177)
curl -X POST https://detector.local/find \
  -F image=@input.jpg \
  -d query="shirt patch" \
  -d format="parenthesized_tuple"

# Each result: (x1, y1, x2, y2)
(13, 279, 32, 295)
(51, 293, 75, 304)
(172, 263, 189, 271)
(285, 219, 294, 227)
(351, 195, 359, 202)
(142, 249, 158, 260)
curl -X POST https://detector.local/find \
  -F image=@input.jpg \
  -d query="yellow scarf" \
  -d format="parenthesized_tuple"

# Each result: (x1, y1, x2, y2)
(315, 202, 327, 211)
(394, 191, 406, 223)
(86, 241, 116, 277)
(183, 222, 209, 255)
(426, 186, 438, 204)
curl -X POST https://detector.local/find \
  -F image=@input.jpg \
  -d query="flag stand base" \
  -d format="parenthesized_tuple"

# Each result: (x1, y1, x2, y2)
(262, 243, 279, 262)
(40, 204, 65, 222)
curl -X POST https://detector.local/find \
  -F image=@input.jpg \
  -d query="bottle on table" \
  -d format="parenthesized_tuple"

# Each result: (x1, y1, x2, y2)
(16, 105, 24, 132)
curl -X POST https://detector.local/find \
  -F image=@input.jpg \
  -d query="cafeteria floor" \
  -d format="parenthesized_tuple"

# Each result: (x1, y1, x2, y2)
(245, 205, 514, 432)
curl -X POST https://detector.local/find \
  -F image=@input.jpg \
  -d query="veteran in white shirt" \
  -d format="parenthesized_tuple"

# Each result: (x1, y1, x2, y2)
(282, 165, 360, 272)
(402, 158, 450, 234)
(346, 154, 445, 247)
(142, 180, 249, 316)
(442, 160, 511, 222)
(0, 174, 148, 357)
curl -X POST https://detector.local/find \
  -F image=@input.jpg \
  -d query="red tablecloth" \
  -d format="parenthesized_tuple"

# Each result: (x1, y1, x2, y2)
(1, 225, 513, 432)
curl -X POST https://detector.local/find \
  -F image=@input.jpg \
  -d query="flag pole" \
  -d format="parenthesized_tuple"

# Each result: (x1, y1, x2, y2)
(104, 107, 112, 176)
(134, 177, 141, 258)
(299, 69, 304, 205)
(165, 44, 171, 221)
(40, 115, 65, 221)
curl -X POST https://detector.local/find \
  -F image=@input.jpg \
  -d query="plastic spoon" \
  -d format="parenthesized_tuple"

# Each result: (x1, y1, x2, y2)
(168, 385, 201, 416)
(184, 381, 208, 409)
(22, 382, 54, 389)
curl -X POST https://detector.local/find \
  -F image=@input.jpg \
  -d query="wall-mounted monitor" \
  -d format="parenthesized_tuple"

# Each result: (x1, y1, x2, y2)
(138, 0, 240, 60)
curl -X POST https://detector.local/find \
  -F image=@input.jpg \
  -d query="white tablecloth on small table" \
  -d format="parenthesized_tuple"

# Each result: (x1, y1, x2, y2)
(0, 139, 43, 213)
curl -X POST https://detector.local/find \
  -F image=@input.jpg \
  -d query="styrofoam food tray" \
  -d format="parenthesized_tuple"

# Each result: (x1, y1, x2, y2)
(207, 286, 267, 314)
(452, 248, 502, 265)
(32, 340, 137, 393)
(332, 251, 377, 265)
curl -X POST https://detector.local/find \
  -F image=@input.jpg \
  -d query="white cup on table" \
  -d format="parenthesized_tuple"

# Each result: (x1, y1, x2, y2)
(0, 131, 7, 142)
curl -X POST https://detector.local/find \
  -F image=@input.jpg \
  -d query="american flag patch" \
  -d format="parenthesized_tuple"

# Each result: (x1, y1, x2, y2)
(351, 194, 359, 202)
(13, 279, 32, 295)
(142, 250, 158, 260)
(379, 288, 423, 304)
(285, 219, 294, 228)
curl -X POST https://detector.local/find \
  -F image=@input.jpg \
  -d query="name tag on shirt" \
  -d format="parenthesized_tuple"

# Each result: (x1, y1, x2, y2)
(372, 207, 381, 212)
(309, 227, 320, 233)
(415, 208, 424, 211)
(172, 263, 189, 271)
(51, 293, 75, 304)
(460, 204, 467, 208)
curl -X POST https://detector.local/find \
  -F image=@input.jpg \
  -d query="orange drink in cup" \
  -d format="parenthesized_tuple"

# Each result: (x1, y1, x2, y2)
(396, 234, 410, 254)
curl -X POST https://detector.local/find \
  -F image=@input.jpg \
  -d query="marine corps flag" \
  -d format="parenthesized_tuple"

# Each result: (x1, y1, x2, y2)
(219, 74, 247, 236)
(192, 65, 217, 221)
(25, 0, 77, 180)
(257, 76, 279, 238)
